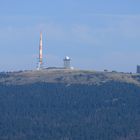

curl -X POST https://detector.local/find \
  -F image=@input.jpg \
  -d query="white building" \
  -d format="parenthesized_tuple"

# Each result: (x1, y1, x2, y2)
(63, 56, 71, 69)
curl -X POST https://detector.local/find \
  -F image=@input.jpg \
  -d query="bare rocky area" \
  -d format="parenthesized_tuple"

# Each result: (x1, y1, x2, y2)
(0, 69, 139, 85)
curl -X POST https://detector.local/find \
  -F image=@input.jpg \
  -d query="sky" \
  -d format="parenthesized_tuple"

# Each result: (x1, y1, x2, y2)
(0, 0, 140, 72)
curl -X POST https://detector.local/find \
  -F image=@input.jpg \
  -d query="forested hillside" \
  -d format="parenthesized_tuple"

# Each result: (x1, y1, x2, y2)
(0, 81, 140, 140)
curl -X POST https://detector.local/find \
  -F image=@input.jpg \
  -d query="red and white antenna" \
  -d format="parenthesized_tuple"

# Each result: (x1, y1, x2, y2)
(37, 32, 43, 70)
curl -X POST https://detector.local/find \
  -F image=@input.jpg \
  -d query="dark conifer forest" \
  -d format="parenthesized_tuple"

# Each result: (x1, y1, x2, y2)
(0, 81, 140, 140)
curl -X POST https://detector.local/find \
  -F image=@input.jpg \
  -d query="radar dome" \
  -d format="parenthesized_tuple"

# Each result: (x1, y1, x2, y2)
(64, 56, 70, 60)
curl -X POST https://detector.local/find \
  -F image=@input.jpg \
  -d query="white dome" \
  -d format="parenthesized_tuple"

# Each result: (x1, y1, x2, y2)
(64, 56, 70, 60)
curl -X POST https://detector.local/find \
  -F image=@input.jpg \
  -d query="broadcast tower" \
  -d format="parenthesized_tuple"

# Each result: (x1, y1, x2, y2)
(37, 32, 43, 70)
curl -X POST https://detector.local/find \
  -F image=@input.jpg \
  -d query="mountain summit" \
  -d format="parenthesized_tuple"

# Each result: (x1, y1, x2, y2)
(0, 69, 140, 85)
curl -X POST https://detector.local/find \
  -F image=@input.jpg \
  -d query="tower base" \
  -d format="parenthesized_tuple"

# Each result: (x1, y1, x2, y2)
(37, 62, 43, 70)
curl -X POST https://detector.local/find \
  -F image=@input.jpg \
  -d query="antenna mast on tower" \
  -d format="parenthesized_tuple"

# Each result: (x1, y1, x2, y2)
(37, 32, 43, 70)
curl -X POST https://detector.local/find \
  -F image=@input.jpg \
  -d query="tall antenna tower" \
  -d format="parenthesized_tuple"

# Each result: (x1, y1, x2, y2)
(37, 32, 43, 70)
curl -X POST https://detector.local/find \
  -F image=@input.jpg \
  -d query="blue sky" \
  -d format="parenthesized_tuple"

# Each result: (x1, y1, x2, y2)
(0, 0, 140, 72)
